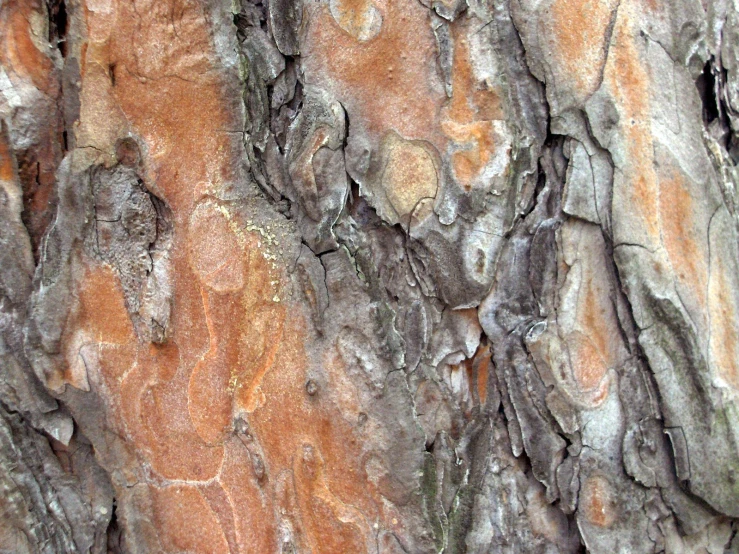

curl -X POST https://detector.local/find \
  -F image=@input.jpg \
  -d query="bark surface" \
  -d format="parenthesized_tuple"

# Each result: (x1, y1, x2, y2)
(2, 0, 739, 552)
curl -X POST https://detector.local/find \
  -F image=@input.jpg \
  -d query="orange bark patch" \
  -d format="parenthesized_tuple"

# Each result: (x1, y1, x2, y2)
(77, 0, 244, 484)
(216, 442, 278, 552)
(71, 0, 386, 549)
(0, 132, 15, 183)
(558, 221, 624, 405)
(549, 0, 617, 98)
(0, 1, 62, 250)
(579, 474, 616, 528)
(641, 0, 659, 12)
(96, 0, 242, 214)
(570, 279, 611, 392)
(709, 249, 739, 391)
(293, 442, 369, 553)
(151, 485, 230, 554)
(441, 21, 505, 189)
(76, 265, 136, 343)
(73, 0, 238, 498)
(658, 171, 708, 308)
(187, 291, 239, 445)
(444, 23, 503, 124)
(606, 6, 660, 242)
(251, 334, 377, 508)
(119, 348, 225, 481)
(571, 339, 607, 393)
(1, 3, 55, 91)
(57, 264, 134, 392)
(302, 0, 443, 141)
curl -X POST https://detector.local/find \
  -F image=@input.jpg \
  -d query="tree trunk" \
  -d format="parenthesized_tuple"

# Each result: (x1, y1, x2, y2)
(2, 0, 739, 552)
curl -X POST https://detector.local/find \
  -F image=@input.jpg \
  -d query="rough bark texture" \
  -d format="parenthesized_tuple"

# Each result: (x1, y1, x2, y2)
(2, 0, 739, 552)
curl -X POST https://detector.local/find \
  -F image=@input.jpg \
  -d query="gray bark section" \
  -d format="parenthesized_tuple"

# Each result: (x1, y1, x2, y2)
(2, 0, 739, 552)
(0, 118, 113, 551)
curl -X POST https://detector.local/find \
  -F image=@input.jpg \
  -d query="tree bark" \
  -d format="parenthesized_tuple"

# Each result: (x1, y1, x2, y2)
(2, 0, 739, 551)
